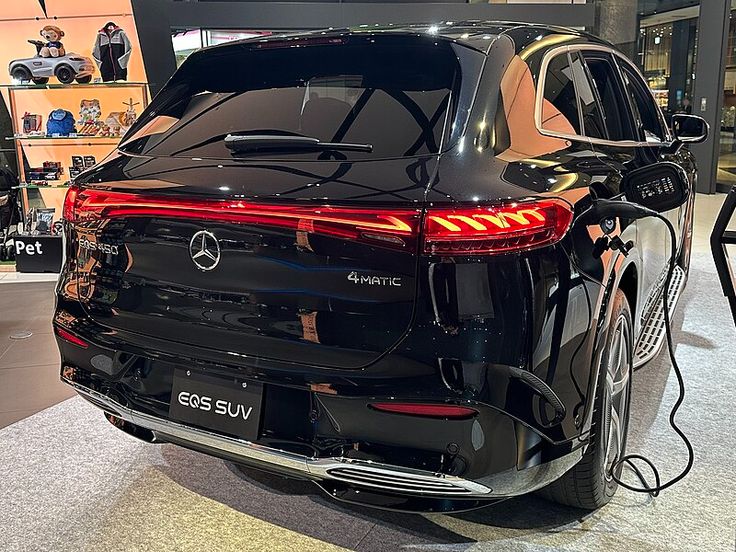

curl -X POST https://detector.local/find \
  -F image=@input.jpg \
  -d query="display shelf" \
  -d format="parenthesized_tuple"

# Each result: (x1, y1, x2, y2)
(2, 82, 147, 90)
(5, 80, 148, 185)
(17, 184, 71, 189)
(8, 135, 120, 142)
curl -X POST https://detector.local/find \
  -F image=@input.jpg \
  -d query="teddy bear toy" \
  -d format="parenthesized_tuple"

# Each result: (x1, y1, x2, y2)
(39, 25, 66, 58)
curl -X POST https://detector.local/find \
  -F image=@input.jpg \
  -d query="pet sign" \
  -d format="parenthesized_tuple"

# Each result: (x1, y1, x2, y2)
(14, 236, 62, 273)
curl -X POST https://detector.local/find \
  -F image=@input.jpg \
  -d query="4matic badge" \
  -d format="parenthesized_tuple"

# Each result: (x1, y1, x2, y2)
(348, 271, 402, 287)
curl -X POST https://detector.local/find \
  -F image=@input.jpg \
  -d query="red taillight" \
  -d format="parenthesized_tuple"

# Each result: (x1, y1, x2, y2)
(66, 188, 572, 254)
(369, 402, 478, 419)
(55, 327, 89, 349)
(65, 188, 420, 249)
(62, 185, 79, 222)
(423, 199, 573, 255)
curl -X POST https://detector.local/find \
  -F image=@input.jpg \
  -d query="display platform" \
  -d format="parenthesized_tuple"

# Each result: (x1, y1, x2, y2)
(0, 253, 733, 551)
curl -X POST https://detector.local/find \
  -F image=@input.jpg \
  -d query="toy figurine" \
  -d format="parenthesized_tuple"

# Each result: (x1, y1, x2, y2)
(122, 97, 139, 129)
(77, 99, 102, 135)
(103, 112, 124, 137)
(39, 25, 65, 57)
(10, 33, 95, 84)
(92, 22, 132, 82)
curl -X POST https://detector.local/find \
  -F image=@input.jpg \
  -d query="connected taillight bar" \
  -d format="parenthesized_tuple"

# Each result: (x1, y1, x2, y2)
(369, 402, 478, 419)
(63, 186, 420, 248)
(63, 186, 572, 255)
(423, 199, 573, 255)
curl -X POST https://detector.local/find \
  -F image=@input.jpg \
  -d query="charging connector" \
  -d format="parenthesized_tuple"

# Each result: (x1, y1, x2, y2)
(575, 199, 694, 497)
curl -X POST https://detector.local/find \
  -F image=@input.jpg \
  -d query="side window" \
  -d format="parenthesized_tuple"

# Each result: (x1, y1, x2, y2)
(568, 51, 607, 140)
(540, 52, 582, 136)
(620, 63, 667, 142)
(580, 52, 633, 141)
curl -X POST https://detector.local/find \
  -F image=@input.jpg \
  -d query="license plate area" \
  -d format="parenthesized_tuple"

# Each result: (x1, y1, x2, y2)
(168, 368, 263, 441)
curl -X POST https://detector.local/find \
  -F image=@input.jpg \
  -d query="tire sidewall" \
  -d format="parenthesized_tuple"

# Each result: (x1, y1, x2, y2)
(11, 66, 31, 82)
(593, 290, 634, 501)
(55, 65, 74, 84)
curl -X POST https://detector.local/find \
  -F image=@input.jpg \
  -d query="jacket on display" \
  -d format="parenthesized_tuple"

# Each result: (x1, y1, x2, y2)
(92, 23, 132, 82)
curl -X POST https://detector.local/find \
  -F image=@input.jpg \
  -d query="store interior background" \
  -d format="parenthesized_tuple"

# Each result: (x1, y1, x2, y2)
(1, 1, 735, 550)
(0, 0, 734, 427)
(1, 0, 735, 420)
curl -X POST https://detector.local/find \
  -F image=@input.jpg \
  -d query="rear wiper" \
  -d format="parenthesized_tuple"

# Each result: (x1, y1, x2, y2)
(224, 134, 373, 154)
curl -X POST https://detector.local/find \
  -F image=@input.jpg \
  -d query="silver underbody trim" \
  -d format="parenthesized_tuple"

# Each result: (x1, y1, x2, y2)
(65, 380, 492, 498)
(634, 265, 686, 369)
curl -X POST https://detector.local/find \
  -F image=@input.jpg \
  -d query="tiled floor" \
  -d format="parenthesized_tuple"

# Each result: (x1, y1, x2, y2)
(0, 282, 73, 428)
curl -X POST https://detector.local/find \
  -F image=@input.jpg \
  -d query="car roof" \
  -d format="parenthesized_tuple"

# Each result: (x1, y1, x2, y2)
(201, 21, 606, 56)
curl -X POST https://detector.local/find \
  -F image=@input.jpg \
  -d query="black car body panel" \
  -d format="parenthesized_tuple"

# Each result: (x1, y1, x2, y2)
(55, 21, 696, 512)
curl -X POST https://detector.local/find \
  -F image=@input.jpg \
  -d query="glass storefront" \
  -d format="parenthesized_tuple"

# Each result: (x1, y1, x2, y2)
(718, 10, 736, 186)
(636, 2, 699, 116)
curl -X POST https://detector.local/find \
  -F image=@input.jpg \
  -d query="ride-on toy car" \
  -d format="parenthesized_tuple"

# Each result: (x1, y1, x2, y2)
(9, 40, 95, 85)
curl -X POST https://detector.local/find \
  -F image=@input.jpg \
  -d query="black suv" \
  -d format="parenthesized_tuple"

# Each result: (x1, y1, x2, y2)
(55, 22, 707, 512)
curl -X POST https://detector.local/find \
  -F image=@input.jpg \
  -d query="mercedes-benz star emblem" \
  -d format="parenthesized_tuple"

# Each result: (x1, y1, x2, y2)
(189, 230, 221, 271)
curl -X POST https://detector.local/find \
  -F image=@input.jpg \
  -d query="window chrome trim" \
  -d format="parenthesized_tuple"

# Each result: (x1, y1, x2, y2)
(534, 43, 673, 148)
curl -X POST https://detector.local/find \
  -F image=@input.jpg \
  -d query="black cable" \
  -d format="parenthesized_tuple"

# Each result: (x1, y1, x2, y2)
(565, 199, 693, 496)
(608, 211, 694, 496)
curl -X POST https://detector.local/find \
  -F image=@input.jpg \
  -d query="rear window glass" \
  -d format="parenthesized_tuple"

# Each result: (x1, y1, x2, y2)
(121, 37, 465, 160)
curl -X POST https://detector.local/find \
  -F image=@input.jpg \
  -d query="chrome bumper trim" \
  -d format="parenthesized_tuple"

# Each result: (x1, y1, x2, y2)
(65, 379, 493, 498)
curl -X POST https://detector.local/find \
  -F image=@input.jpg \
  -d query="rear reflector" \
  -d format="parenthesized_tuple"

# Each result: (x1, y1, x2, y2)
(423, 199, 573, 255)
(369, 402, 477, 419)
(55, 327, 89, 349)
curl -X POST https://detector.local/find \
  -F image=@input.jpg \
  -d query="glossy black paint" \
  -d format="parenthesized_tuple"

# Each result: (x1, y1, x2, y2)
(55, 21, 695, 511)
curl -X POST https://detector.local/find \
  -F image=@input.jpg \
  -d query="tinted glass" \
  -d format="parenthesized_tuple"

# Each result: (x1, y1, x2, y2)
(541, 52, 582, 134)
(121, 37, 463, 160)
(569, 51, 608, 140)
(620, 63, 666, 142)
(581, 52, 631, 141)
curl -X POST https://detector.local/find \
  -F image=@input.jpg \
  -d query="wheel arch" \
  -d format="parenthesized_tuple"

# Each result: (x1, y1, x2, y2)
(617, 263, 638, 321)
(578, 253, 640, 439)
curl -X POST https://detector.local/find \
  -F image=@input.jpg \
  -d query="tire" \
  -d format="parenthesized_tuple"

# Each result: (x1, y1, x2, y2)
(75, 75, 92, 84)
(31, 77, 49, 85)
(11, 66, 32, 82)
(539, 290, 633, 509)
(54, 65, 75, 84)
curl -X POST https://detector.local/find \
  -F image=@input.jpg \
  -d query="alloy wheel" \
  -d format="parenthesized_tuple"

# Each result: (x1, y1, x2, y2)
(603, 313, 632, 481)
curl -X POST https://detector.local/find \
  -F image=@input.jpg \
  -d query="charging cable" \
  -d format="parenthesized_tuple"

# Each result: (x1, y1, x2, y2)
(577, 199, 694, 497)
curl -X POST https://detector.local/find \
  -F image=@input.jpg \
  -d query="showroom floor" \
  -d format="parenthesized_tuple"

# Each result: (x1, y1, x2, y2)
(0, 194, 735, 551)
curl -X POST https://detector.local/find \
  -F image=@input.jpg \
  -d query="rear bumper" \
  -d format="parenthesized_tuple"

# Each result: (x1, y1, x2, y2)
(62, 369, 583, 512)
(68, 378, 492, 497)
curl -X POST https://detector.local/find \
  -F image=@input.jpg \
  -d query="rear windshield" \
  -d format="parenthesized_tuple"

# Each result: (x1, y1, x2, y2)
(120, 36, 471, 160)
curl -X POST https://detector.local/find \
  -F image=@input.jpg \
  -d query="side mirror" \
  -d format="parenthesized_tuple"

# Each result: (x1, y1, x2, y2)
(671, 114, 709, 144)
(622, 161, 690, 213)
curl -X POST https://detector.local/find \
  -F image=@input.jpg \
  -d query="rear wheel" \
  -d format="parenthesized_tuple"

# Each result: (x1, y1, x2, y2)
(54, 65, 75, 84)
(31, 77, 49, 85)
(75, 75, 92, 84)
(540, 290, 633, 509)
(11, 66, 32, 82)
